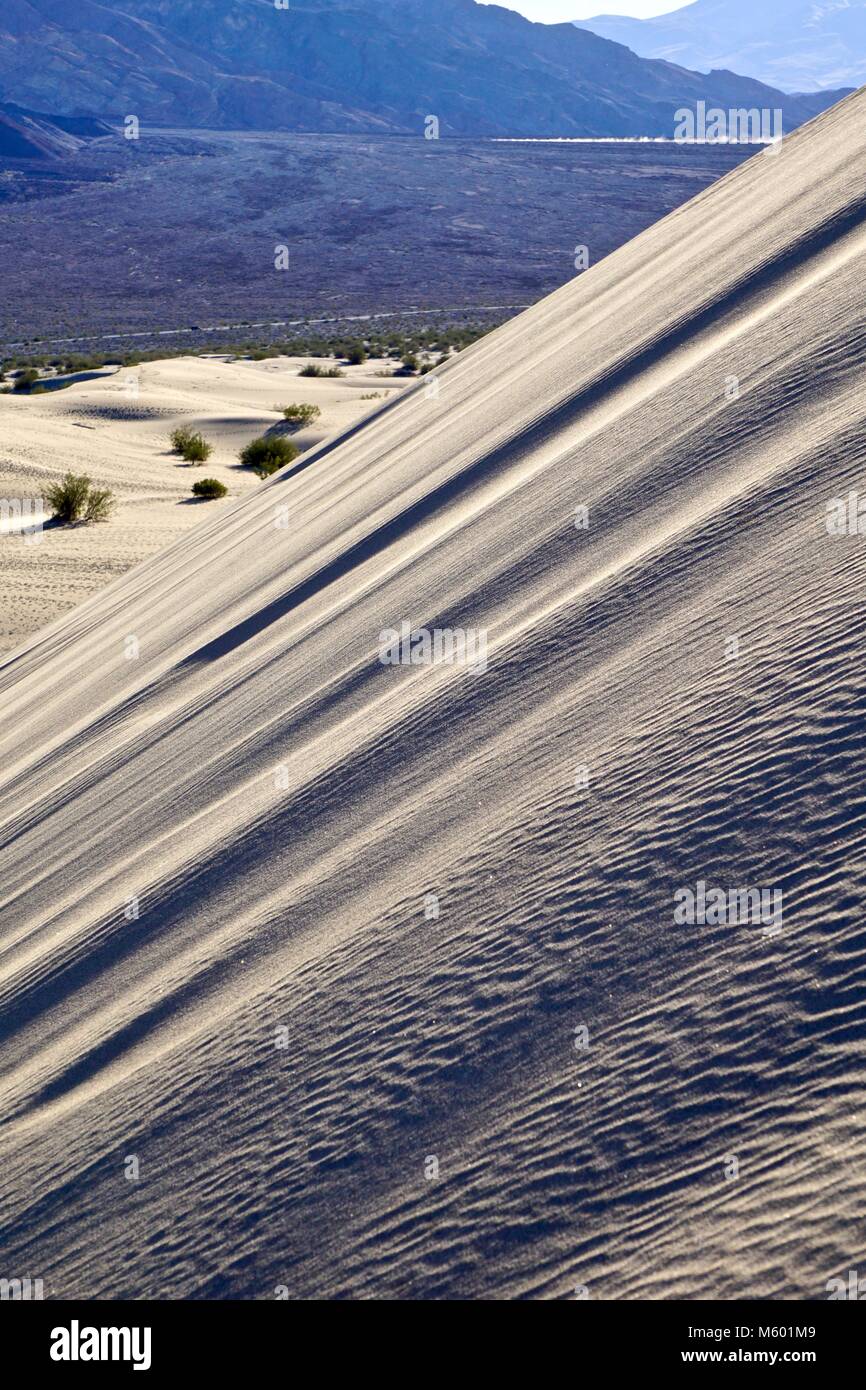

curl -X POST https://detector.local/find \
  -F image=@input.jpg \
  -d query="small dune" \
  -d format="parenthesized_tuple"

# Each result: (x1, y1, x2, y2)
(0, 354, 411, 652)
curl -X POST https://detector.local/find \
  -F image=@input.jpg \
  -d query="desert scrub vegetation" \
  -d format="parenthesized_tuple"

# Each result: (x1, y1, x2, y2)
(170, 426, 196, 452)
(181, 434, 213, 464)
(192, 478, 228, 500)
(239, 436, 300, 479)
(47, 474, 115, 524)
(170, 427, 213, 463)
(0, 323, 495, 383)
(298, 364, 344, 378)
(280, 403, 321, 428)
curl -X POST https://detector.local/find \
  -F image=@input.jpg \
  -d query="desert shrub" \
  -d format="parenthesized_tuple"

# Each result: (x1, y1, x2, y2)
(400, 353, 420, 373)
(299, 364, 344, 378)
(170, 427, 212, 462)
(67, 355, 104, 371)
(281, 403, 320, 427)
(46, 473, 91, 522)
(46, 473, 114, 524)
(344, 343, 367, 365)
(14, 368, 40, 391)
(239, 436, 300, 478)
(83, 487, 115, 522)
(192, 478, 227, 499)
(182, 433, 213, 464)
(170, 426, 196, 454)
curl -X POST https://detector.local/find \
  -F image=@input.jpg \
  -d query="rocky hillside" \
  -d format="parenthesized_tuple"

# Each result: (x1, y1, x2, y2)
(0, 0, 850, 136)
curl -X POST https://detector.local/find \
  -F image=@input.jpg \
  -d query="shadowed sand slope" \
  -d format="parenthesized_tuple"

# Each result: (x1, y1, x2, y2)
(1, 91, 866, 1301)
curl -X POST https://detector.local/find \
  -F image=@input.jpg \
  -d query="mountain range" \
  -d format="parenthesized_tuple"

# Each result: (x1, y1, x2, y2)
(0, 0, 850, 138)
(575, 0, 866, 94)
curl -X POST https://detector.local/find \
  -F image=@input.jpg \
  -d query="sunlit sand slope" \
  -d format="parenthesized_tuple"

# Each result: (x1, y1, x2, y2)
(1, 91, 865, 1300)
(0, 355, 404, 653)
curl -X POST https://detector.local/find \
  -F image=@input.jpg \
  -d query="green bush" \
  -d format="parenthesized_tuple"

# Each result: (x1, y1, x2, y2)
(170, 427, 212, 462)
(46, 473, 115, 524)
(182, 433, 213, 464)
(13, 368, 40, 391)
(299, 364, 344, 378)
(281, 403, 321, 428)
(83, 487, 115, 523)
(239, 436, 300, 479)
(344, 343, 367, 365)
(192, 478, 228, 500)
(170, 426, 196, 454)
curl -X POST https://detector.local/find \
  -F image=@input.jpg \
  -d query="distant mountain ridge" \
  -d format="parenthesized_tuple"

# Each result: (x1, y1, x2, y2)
(0, 0, 850, 137)
(575, 0, 866, 94)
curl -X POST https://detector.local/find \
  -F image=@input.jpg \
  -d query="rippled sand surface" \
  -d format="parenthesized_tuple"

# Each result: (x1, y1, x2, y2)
(1, 91, 865, 1299)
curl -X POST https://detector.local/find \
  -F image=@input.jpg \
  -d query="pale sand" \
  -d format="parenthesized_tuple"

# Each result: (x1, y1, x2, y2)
(0, 354, 405, 651)
(1, 90, 865, 1299)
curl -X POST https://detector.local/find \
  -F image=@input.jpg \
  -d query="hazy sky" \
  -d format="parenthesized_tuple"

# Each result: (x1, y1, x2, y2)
(481, 1, 682, 20)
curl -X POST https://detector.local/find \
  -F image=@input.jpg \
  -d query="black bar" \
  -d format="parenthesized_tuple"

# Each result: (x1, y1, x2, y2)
(6, 1298, 860, 1376)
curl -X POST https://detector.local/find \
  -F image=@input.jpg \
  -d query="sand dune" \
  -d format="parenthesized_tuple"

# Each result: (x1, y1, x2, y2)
(0, 355, 404, 652)
(1, 90, 865, 1300)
